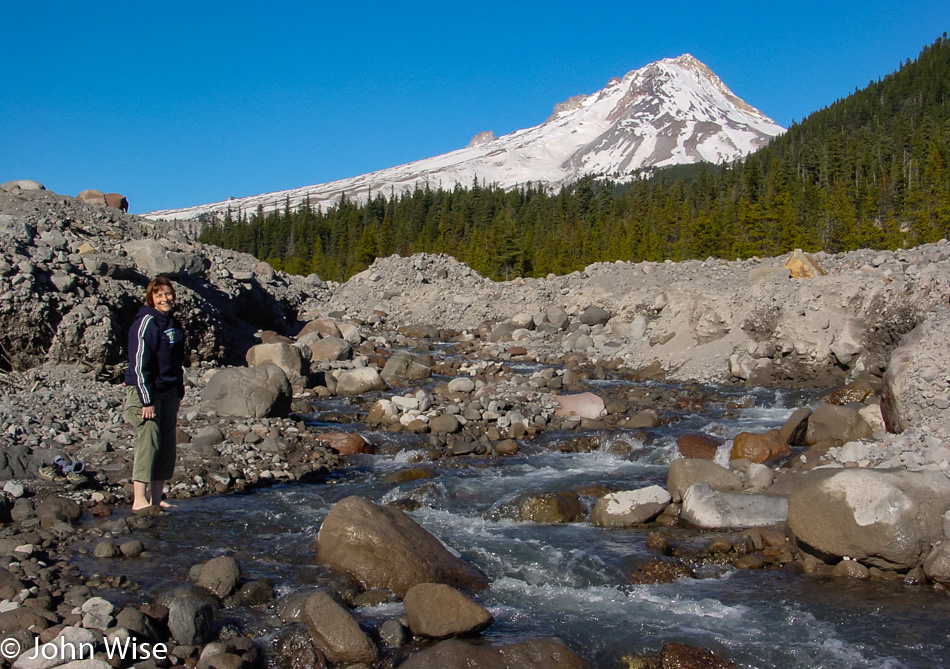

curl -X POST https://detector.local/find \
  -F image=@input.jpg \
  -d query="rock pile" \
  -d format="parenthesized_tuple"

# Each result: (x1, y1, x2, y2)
(2, 183, 950, 667)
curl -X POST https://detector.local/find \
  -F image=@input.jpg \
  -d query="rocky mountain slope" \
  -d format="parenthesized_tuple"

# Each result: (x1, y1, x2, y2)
(144, 55, 784, 221)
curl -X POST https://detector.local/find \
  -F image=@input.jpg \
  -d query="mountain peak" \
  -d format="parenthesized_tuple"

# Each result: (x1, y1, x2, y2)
(147, 57, 784, 221)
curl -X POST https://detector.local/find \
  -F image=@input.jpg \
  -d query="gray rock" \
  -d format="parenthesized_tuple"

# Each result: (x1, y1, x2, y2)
(196, 556, 241, 598)
(380, 619, 409, 647)
(93, 540, 120, 558)
(447, 377, 475, 393)
(1, 180, 45, 192)
(201, 364, 292, 418)
(787, 468, 950, 569)
(123, 239, 193, 277)
(246, 342, 309, 386)
(335, 368, 387, 396)
(589, 486, 671, 527)
(81, 596, 115, 630)
(924, 541, 950, 584)
(381, 350, 432, 384)
(546, 306, 569, 331)
(681, 483, 789, 529)
(167, 596, 214, 645)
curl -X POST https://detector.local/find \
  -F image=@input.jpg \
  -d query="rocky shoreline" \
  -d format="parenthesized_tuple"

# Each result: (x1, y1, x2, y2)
(1, 182, 950, 667)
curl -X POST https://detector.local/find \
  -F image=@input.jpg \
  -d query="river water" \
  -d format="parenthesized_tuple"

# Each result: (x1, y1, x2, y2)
(82, 369, 950, 668)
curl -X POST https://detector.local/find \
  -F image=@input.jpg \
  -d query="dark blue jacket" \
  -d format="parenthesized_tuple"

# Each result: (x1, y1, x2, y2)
(124, 306, 185, 406)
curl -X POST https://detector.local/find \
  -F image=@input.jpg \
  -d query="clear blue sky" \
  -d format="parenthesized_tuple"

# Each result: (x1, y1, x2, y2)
(2, 1, 947, 214)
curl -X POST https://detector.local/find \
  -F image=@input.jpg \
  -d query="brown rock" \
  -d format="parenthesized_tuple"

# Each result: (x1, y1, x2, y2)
(104, 192, 129, 212)
(317, 432, 372, 455)
(77, 189, 107, 206)
(35, 496, 83, 527)
(404, 583, 493, 638)
(303, 590, 378, 665)
(0, 607, 51, 633)
(0, 569, 25, 600)
(659, 642, 737, 669)
(519, 491, 584, 523)
(628, 559, 695, 584)
(493, 439, 519, 456)
(316, 496, 489, 596)
(823, 381, 875, 405)
(804, 404, 873, 446)
(730, 429, 790, 464)
(676, 433, 722, 459)
(833, 560, 870, 580)
(299, 318, 342, 339)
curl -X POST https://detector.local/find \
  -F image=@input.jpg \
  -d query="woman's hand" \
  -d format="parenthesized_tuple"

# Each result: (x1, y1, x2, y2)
(141, 405, 156, 420)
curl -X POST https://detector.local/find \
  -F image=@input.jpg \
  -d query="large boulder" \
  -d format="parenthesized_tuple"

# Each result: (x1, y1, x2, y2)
(399, 638, 592, 669)
(123, 239, 201, 278)
(303, 591, 378, 665)
(380, 350, 432, 385)
(403, 583, 493, 638)
(787, 469, 950, 569)
(246, 342, 309, 387)
(315, 496, 488, 596)
(881, 311, 950, 434)
(201, 364, 292, 418)
(681, 483, 789, 529)
(589, 486, 671, 527)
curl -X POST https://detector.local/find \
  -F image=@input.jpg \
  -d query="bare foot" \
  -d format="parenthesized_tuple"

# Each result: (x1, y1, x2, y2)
(159, 500, 177, 510)
(132, 505, 166, 516)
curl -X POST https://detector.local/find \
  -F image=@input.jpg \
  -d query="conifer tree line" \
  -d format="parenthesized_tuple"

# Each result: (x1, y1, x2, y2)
(199, 35, 950, 282)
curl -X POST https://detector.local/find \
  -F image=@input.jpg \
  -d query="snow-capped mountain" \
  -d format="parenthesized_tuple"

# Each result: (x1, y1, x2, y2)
(146, 54, 784, 221)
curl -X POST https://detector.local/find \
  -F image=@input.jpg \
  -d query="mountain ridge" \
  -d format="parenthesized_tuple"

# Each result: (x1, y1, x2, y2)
(146, 54, 784, 221)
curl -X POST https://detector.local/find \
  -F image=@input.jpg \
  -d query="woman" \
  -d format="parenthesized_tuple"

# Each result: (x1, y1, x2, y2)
(123, 277, 185, 512)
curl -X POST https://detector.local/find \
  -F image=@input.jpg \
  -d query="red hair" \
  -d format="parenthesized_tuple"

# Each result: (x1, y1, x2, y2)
(144, 277, 176, 307)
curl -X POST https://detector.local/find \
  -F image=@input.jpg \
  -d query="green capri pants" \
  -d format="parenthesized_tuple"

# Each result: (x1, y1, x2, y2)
(124, 385, 179, 482)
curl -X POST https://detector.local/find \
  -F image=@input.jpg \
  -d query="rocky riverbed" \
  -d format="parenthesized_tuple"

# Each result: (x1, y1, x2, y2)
(1, 181, 950, 668)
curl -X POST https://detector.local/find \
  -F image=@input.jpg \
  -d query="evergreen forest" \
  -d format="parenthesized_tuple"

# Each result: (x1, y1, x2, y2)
(199, 35, 950, 282)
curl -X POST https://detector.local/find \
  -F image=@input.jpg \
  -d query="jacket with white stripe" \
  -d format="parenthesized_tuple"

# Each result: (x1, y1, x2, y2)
(124, 305, 185, 406)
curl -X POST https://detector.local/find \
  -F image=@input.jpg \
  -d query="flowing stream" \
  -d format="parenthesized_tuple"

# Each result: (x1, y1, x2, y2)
(80, 369, 950, 668)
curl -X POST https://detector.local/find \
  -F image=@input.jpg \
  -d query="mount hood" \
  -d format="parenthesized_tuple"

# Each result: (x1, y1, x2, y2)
(146, 54, 784, 221)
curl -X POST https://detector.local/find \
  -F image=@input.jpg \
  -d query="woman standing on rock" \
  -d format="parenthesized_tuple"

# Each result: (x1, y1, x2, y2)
(123, 276, 185, 512)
